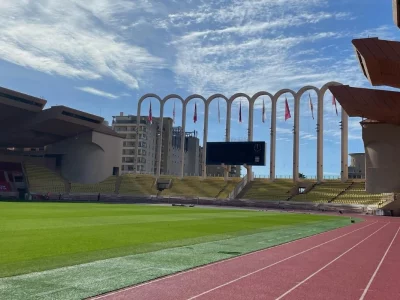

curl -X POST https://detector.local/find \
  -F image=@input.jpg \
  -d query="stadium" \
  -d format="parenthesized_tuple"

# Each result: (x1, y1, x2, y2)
(1, 2, 400, 300)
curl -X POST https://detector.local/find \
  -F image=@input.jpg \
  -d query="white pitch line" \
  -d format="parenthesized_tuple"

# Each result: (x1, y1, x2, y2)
(185, 222, 377, 300)
(91, 221, 376, 300)
(359, 225, 400, 300)
(275, 222, 390, 300)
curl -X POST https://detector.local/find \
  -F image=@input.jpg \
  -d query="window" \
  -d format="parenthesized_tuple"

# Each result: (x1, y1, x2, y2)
(0, 91, 43, 108)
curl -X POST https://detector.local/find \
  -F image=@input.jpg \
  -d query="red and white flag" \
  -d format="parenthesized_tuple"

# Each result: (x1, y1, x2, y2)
(218, 100, 221, 123)
(262, 99, 266, 123)
(309, 93, 314, 120)
(332, 95, 338, 116)
(193, 102, 197, 123)
(148, 102, 153, 124)
(285, 98, 291, 121)
(173, 101, 176, 124)
(239, 101, 242, 123)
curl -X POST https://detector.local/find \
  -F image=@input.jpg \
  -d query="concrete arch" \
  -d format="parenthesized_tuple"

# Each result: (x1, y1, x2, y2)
(228, 93, 252, 105)
(185, 94, 207, 105)
(274, 89, 297, 102)
(316, 81, 346, 182)
(177, 94, 207, 178)
(251, 91, 274, 103)
(269, 88, 297, 180)
(319, 81, 342, 97)
(136, 93, 163, 175)
(132, 82, 349, 183)
(206, 93, 229, 104)
(138, 93, 163, 107)
(251, 92, 274, 181)
(296, 86, 319, 101)
(162, 94, 185, 105)
(292, 86, 320, 181)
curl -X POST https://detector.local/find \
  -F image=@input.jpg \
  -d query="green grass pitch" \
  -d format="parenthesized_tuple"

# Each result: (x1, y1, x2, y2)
(0, 202, 346, 279)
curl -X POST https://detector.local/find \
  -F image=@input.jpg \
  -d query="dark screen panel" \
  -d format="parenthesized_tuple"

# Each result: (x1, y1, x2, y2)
(206, 141, 266, 166)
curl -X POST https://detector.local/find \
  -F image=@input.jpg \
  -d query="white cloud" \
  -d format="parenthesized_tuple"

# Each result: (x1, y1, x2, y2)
(0, 0, 164, 90)
(76, 87, 119, 99)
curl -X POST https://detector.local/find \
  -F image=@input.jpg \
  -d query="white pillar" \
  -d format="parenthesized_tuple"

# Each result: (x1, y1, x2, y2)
(293, 96, 300, 182)
(180, 104, 187, 178)
(248, 101, 254, 181)
(224, 101, 232, 180)
(156, 104, 164, 178)
(270, 99, 277, 180)
(135, 104, 141, 174)
(202, 102, 209, 179)
(341, 108, 349, 182)
(317, 93, 324, 182)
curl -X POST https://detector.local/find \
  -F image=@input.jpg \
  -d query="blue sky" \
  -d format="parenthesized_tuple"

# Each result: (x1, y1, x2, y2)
(0, 0, 398, 177)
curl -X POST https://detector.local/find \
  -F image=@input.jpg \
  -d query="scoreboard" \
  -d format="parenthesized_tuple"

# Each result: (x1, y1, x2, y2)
(206, 141, 266, 166)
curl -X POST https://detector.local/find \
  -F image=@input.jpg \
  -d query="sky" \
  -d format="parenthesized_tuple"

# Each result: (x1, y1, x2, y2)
(0, 0, 398, 178)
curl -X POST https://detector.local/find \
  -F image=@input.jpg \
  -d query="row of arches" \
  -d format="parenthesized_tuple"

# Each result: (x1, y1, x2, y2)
(135, 81, 349, 182)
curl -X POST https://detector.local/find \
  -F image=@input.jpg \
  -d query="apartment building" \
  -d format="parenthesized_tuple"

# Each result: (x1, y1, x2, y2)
(113, 113, 241, 177)
(112, 113, 173, 174)
(170, 128, 200, 176)
(112, 114, 199, 175)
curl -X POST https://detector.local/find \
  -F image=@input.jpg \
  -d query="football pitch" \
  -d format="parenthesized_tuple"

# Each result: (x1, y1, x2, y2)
(0, 202, 352, 299)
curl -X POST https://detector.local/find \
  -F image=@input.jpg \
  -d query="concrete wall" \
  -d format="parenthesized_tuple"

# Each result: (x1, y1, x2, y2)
(46, 131, 122, 184)
(362, 123, 400, 193)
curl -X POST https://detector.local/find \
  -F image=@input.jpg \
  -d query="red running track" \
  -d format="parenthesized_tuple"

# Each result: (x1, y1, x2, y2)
(91, 217, 400, 300)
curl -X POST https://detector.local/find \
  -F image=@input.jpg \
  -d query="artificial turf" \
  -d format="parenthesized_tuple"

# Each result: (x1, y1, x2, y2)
(0, 202, 347, 280)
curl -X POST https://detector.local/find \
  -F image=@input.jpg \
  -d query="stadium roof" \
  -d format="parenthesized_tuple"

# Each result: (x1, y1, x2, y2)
(329, 85, 400, 125)
(0, 86, 123, 148)
(394, 0, 400, 28)
(352, 38, 400, 89)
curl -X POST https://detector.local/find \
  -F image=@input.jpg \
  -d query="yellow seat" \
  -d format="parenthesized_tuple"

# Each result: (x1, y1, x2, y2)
(25, 162, 66, 194)
(118, 174, 157, 195)
(333, 182, 389, 206)
(70, 176, 117, 194)
(241, 179, 295, 201)
(291, 181, 352, 203)
(161, 176, 240, 198)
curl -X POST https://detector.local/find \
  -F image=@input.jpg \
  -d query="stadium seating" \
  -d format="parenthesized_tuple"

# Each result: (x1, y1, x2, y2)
(24, 162, 66, 194)
(239, 179, 295, 201)
(70, 176, 118, 194)
(332, 182, 390, 206)
(291, 181, 351, 203)
(160, 176, 241, 198)
(118, 174, 157, 195)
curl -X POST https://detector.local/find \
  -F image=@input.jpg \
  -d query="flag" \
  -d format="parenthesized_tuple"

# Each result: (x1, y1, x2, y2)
(285, 98, 291, 121)
(332, 95, 338, 116)
(262, 99, 266, 123)
(173, 101, 176, 124)
(239, 101, 242, 123)
(148, 102, 153, 124)
(309, 93, 314, 120)
(193, 102, 197, 123)
(218, 100, 221, 123)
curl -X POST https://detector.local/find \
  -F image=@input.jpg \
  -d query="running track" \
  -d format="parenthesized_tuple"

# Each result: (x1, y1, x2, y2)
(91, 217, 400, 300)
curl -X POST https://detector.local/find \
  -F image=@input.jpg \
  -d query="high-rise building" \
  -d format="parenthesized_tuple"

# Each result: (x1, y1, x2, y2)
(112, 113, 173, 174)
(348, 153, 365, 179)
(112, 114, 198, 176)
(113, 113, 241, 177)
(170, 128, 200, 176)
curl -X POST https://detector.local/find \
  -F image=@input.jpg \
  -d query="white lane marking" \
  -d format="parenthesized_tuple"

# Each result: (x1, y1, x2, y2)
(359, 225, 400, 300)
(275, 222, 390, 300)
(185, 222, 377, 300)
(91, 221, 375, 300)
